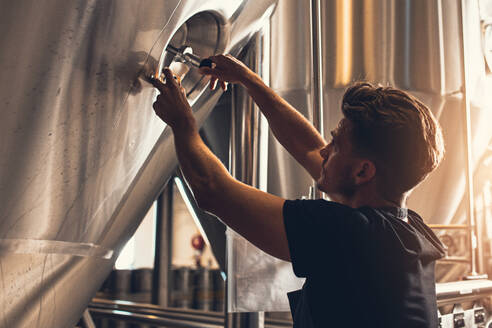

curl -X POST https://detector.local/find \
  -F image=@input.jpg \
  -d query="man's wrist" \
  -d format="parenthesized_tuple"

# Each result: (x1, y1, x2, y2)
(171, 112, 197, 133)
(241, 71, 263, 90)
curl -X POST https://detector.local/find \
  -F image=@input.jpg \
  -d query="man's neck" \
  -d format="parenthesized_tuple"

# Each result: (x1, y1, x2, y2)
(336, 192, 407, 209)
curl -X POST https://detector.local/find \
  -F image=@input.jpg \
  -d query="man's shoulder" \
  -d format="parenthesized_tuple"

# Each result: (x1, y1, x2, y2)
(285, 198, 352, 210)
(283, 199, 373, 229)
(284, 199, 355, 217)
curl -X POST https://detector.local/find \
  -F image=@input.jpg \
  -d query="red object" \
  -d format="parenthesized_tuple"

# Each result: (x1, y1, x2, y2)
(191, 234, 205, 251)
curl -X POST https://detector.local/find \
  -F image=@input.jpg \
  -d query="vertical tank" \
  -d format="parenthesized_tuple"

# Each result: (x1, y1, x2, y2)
(0, 0, 277, 326)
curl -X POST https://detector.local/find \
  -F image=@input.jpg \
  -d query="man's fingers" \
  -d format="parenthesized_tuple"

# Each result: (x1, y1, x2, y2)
(162, 68, 178, 88)
(220, 81, 227, 91)
(150, 76, 167, 93)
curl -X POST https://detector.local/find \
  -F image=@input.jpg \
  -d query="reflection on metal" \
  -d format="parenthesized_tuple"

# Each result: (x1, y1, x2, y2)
(268, 0, 314, 200)
(0, 238, 113, 259)
(0, 0, 277, 326)
(321, 0, 461, 93)
(230, 46, 262, 188)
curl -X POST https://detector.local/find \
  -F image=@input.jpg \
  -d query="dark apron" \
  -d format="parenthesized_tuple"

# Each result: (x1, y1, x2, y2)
(287, 286, 315, 328)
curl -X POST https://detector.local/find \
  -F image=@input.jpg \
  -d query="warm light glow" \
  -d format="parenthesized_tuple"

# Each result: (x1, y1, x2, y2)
(335, 0, 353, 85)
(115, 201, 157, 270)
(363, 0, 376, 80)
(115, 237, 135, 270)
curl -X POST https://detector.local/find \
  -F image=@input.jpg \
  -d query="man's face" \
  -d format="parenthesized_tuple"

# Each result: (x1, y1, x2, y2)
(317, 119, 359, 202)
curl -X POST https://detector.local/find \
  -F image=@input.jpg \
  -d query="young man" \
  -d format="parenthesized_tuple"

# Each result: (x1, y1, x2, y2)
(150, 54, 446, 327)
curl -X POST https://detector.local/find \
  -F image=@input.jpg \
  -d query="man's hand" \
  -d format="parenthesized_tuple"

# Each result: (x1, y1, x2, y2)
(199, 54, 253, 90)
(151, 68, 194, 129)
(201, 55, 326, 180)
(150, 63, 290, 262)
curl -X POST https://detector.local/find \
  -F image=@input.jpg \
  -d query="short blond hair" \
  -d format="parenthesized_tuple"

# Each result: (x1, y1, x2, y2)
(341, 82, 445, 196)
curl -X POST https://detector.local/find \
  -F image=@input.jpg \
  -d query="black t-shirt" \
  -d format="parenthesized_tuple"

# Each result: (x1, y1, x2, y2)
(283, 199, 445, 328)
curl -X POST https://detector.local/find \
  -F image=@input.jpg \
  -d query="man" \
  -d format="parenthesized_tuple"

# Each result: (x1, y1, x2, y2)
(151, 54, 446, 327)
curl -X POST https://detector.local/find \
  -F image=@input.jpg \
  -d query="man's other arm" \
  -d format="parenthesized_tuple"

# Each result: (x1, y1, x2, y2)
(151, 69, 290, 261)
(200, 55, 326, 180)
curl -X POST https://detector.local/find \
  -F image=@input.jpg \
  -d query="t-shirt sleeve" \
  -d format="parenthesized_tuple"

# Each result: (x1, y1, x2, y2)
(283, 199, 369, 277)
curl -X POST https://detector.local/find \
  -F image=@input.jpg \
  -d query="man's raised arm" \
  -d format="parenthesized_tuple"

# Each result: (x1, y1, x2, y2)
(150, 68, 290, 261)
(199, 55, 326, 180)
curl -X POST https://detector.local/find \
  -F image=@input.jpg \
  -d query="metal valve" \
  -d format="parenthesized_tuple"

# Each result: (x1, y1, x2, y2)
(146, 44, 213, 83)
(166, 44, 213, 68)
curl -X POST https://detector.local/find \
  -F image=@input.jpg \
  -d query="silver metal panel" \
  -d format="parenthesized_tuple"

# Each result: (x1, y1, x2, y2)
(320, 0, 462, 93)
(268, 0, 314, 200)
(0, 0, 277, 326)
(407, 0, 492, 228)
(318, 0, 468, 226)
(268, 0, 492, 226)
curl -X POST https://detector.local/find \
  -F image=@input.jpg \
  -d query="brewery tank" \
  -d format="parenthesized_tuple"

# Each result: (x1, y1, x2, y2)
(0, 0, 277, 326)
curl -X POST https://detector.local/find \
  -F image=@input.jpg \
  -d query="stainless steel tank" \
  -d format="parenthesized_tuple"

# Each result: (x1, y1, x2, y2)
(0, 0, 276, 326)
(269, 0, 492, 229)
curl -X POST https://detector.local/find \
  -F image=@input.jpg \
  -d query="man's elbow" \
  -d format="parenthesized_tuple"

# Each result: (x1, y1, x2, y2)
(194, 174, 234, 212)
(194, 182, 219, 212)
(195, 192, 212, 212)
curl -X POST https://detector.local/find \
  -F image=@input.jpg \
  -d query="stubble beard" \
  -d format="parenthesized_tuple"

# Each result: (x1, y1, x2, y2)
(318, 166, 356, 203)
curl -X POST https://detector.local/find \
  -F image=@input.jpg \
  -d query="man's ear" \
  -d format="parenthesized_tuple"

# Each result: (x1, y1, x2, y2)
(354, 160, 376, 185)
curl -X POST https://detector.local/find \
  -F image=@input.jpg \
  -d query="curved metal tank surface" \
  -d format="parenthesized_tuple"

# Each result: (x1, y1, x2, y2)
(0, 0, 276, 327)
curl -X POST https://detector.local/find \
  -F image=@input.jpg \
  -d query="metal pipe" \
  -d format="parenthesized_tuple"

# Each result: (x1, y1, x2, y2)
(309, 0, 324, 199)
(438, 256, 472, 264)
(90, 308, 223, 325)
(429, 224, 470, 230)
(153, 182, 174, 307)
(227, 29, 267, 328)
(165, 44, 205, 68)
(89, 308, 223, 328)
(81, 309, 96, 328)
(90, 298, 292, 327)
(90, 298, 223, 318)
(459, 0, 480, 276)
(436, 279, 492, 306)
